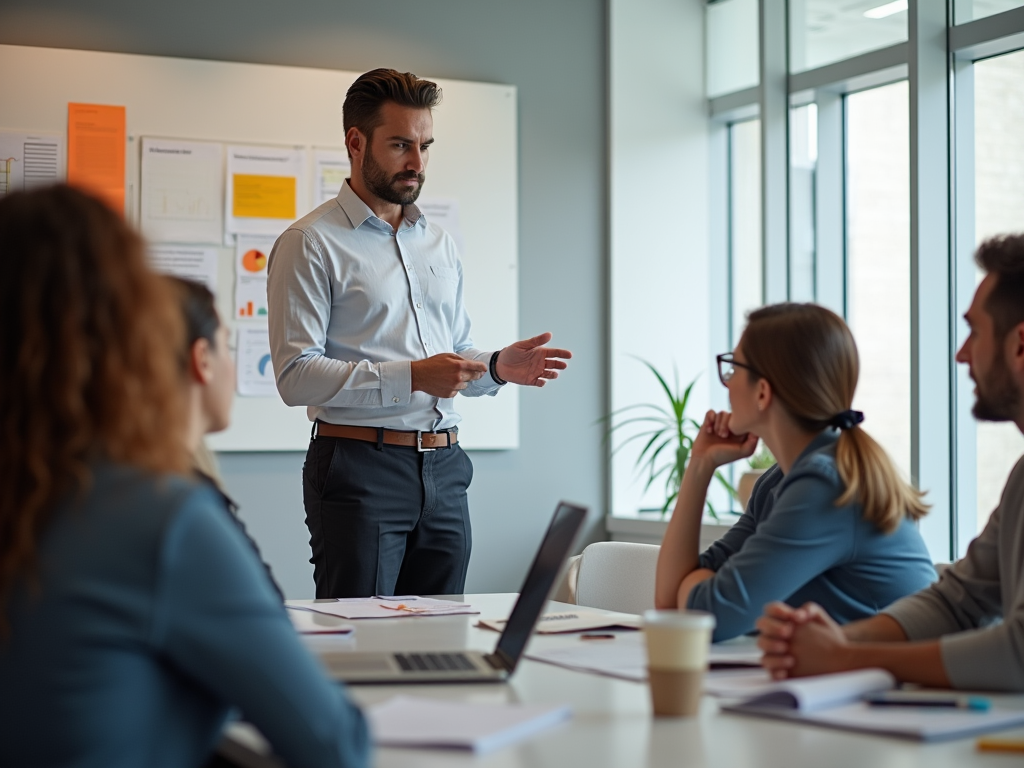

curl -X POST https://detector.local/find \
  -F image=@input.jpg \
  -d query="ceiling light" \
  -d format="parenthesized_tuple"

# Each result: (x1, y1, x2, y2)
(864, 0, 908, 19)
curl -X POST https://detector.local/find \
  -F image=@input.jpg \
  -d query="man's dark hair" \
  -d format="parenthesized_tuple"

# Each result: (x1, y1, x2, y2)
(342, 68, 442, 142)
(976, 234, 1024, 338)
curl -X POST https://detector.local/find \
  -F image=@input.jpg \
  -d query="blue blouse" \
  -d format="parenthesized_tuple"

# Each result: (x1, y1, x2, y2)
(687, 431, 937, 642)
(0, 463, 369, 768)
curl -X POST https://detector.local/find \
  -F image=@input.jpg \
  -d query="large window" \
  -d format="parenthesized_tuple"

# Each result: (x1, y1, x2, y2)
(972, 48, 1024, 531)
(790, 0, 908, 73)
(708, 1, 1024, 560)
(846, 82, 912, 480)
(729, 119, 763, 347)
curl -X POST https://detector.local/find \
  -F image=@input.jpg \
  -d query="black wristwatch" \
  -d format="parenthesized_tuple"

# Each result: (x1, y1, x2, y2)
(489, 349, 508, 386)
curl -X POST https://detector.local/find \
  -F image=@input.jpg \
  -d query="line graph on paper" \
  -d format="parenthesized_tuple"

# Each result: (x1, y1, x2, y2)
(0, 132, 63, 197)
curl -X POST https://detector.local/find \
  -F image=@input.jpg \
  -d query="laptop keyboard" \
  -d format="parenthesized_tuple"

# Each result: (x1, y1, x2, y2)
(394, 652, 478, 673)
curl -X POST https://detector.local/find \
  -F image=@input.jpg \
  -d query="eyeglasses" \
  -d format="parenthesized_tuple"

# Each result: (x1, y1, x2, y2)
(716, 353, 762, 386)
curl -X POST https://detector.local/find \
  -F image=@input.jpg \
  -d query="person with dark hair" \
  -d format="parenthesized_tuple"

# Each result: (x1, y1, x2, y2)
(268, 68, 572, 598)
(0, 185, 369, 768)
(170, 277, 284, 600)
(655, 302, 935, 642)
(757, 234, 1024, 691)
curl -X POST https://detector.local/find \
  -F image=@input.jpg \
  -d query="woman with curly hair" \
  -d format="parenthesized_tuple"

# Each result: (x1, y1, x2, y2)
(0, 185, 368, 768)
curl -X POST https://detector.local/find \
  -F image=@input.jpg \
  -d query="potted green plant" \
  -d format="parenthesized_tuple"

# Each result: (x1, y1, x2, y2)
(606, 359, 738, 520)
(737, 442, 776, 511)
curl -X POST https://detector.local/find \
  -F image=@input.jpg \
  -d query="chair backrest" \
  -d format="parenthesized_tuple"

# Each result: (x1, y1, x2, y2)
(574, 541, 660, 615)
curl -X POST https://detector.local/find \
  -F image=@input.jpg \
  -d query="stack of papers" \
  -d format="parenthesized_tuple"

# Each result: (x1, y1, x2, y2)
(368, 696, 571, 754)
(478, 608, 640, 634)
(721, 669, 1024, 741)
(285, 607, 354, 635)
(294, 597, 479, 620)
(525, 633, 762, 682)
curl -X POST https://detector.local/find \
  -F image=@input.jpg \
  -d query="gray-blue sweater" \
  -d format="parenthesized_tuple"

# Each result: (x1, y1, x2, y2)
(0, 463, 369, 768)
(687, 430, 936, 642)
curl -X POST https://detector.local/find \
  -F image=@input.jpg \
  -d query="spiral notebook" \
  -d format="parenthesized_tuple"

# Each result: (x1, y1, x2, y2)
(721, 669, 1024, 741)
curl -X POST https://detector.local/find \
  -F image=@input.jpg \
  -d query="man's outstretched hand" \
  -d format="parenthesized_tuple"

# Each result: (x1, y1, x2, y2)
(411, 353, 488, 398)
(495, 332, 572, 387)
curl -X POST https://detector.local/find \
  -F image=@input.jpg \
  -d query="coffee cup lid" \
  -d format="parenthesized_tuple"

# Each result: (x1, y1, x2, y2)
(643, 609, 716, 630)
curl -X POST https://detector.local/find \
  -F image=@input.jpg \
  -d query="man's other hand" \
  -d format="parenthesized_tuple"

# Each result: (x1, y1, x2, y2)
(495, 332, 572, 387)
(411, 353, 488, 398)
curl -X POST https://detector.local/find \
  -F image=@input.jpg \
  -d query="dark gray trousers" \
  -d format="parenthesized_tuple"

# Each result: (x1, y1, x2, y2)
(302, 433, 474, 598)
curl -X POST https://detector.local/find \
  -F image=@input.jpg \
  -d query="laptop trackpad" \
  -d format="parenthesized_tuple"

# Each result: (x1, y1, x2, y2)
(324, 655, 395, 674)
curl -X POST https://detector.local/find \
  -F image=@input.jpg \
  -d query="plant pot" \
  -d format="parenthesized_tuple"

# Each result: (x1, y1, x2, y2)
(737, 469, 767, 511)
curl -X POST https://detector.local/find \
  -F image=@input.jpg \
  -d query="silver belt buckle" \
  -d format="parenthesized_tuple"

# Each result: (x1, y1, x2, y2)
(416, 431, 436, 452)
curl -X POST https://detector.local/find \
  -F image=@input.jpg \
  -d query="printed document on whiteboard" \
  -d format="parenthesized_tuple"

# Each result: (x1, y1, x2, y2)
(226, 145, 307, 237)
(0, 130, 64, 197)
(140, 138, 224, 244)
(313, 148, 350, 206)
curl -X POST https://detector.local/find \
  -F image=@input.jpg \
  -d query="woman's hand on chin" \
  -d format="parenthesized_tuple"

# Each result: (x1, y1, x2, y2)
(691, 410, 759, 469)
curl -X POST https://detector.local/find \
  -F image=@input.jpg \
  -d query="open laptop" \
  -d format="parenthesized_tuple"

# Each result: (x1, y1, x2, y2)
(322, 501, 587, 684)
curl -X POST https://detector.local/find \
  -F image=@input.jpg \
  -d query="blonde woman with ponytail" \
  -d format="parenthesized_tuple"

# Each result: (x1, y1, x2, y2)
(655, 303, 935, 642)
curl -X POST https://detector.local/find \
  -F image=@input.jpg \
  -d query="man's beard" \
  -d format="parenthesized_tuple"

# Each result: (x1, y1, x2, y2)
(362, 143, 425, 206)
(972, 350, 1020, 422)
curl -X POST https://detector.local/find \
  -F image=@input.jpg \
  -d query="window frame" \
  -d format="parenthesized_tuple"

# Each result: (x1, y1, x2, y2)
(708, 0, 1024, 560)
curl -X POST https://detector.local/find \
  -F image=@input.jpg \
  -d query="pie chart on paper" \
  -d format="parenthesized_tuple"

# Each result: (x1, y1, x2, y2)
(242, 248, 268, 273)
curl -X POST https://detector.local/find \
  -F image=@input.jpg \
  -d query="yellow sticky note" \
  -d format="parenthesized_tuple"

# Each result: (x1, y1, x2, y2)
(232, 174, 296, 219)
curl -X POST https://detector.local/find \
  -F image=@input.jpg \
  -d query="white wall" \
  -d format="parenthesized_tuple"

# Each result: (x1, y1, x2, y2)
(609, 0, 711, 516)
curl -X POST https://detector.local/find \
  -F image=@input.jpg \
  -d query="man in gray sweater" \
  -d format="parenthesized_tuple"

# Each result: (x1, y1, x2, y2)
(757, 233, 1024, 691)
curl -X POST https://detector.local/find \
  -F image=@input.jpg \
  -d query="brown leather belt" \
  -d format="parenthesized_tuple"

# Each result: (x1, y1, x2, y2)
(315, 422, 457, 452)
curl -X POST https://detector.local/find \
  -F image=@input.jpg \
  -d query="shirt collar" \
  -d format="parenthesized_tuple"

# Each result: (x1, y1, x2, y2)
(792, 428, 840, 467)
(337, 180, 425, 232)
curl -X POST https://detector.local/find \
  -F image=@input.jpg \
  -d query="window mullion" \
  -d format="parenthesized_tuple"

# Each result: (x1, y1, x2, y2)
(908, 0, 955, 561)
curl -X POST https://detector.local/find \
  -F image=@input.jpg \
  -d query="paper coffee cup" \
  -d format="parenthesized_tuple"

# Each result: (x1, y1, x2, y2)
(643, 610, 715, 717)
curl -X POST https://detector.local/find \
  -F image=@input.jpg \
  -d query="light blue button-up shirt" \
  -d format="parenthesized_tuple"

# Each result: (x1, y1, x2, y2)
(267, 181, 501, 431)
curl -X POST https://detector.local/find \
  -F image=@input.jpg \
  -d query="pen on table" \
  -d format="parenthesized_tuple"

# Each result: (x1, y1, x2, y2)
(580, 634, 616, 640)
(977, 736, 1024, 754)
(865, 694, 991, 711)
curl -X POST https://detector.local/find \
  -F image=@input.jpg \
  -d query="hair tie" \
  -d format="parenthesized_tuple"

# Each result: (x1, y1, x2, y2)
(829, 410, 864, 431)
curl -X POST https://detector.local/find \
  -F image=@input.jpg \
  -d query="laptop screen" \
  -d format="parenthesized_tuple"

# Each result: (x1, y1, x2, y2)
(493, 502, 587, 670)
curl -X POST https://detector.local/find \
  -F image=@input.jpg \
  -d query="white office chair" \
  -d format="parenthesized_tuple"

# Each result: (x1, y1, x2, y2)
(572, 541, 660, 615)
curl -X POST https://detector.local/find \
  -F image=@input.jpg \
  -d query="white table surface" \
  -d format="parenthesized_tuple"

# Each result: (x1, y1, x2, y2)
(237, 594, 1024, 767)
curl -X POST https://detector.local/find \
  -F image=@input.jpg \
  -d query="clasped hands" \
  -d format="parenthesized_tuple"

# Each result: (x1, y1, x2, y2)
(756, 601, 851, 679)
(410, 332, 571, 399)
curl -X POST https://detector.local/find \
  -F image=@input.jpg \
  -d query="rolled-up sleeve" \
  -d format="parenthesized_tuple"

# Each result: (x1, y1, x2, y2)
(688, 473, 852, 641)
(883, 469, 1024, 691)
(267, 228, 412, 408)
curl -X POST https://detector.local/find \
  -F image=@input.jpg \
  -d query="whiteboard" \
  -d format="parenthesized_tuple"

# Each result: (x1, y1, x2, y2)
(0, 44, 519, 451)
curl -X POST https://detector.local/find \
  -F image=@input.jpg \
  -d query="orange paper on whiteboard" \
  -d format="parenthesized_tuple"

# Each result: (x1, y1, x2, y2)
(67, 103, 126, 213)
(232, 174, 296, 219)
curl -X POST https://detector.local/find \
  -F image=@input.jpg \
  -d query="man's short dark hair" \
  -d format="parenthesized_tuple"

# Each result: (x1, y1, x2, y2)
(976, 234, 1024, 339)
(342, 69, 442, 142)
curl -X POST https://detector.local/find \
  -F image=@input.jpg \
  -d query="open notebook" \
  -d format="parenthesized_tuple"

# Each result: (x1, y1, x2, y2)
(721, 669, 1024, 741)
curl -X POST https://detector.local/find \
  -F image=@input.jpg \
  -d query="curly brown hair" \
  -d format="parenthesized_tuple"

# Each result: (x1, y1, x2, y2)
(0, 185, 191, 623)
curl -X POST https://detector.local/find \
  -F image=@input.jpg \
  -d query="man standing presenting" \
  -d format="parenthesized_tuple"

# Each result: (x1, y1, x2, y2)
(267, 69, 571, 598)
(756, 234, 1024, 691)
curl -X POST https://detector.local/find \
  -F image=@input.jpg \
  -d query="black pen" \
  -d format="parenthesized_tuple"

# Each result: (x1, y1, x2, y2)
(865, 693, 990, 711)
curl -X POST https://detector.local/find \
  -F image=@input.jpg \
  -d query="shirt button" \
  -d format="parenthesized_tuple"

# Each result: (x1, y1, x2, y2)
(393, 396, 400, 403)
(416, 302, 422, 309)
(406, 264, 412, 270)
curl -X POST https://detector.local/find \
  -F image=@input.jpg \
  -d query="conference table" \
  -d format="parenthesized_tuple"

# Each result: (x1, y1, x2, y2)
(226, 594, 1024, 767)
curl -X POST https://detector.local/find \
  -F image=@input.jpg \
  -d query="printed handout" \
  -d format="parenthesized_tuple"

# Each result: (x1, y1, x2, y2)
(147, 245, 219, 294)
(236, 326, 277, 397)
(226, 145, 307, 236)
(313, 148, 350, 206)
(139, 137, 224, 244)
(0, 130, 64, 197)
